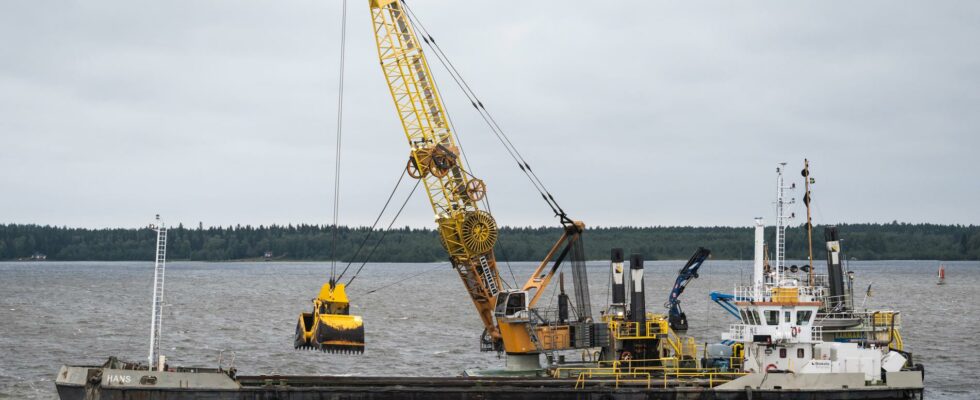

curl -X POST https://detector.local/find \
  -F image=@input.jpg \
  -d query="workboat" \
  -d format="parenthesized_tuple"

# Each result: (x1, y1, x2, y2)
(707, 162, 924, 396)
(55, 162, 925, 399)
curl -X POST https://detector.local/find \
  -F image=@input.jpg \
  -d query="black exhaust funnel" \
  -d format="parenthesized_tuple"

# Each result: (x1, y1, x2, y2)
(824, 227, 846, 311)
(611, 248, 626, 305)
(629, 253, 646, 335)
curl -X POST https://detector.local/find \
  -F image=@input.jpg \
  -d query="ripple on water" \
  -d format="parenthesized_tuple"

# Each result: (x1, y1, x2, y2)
(0, 260, 976, 398)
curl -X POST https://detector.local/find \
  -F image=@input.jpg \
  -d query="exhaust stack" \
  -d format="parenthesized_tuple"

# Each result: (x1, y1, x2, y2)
(629, 253, 646, 335)
(611, 248, 626, 305)
(753, 217, 765, 300)
(824, 227, 847, 312)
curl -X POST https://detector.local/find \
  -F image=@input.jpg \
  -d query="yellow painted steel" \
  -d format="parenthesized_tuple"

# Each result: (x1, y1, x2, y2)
(295, 282, 365, 353)
(497, 322, 571, 353)
(607, 313, 699, 360)
(317, 282, 350, 304)
(771, 287, 799, 302)
(369, 0, 503, 343)
(553, 357, 745, 389)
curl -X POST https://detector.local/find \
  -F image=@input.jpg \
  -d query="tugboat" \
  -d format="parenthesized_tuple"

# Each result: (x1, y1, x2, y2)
(710, 162, 924, 394)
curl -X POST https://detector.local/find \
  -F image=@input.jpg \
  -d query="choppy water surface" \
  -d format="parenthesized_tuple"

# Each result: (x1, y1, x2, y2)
(1, 260, 976, 399)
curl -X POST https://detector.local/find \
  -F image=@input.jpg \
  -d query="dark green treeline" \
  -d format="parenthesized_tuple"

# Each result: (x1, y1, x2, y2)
(1, 223, 978, 262)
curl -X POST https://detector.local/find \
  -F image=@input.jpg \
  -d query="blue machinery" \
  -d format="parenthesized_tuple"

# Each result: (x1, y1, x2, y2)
(710, 292, 741, 320)
(665, 247, 712, 332)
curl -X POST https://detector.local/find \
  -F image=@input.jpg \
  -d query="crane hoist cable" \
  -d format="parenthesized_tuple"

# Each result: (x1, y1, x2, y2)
(414, 27, 519, 289)
(345, 179, 422, 286)
(329, 0, 349, 280)
(363, 262, 449, 295)
(401, 1, 570, 223)
(335, 168, 407, 282)
(400, 4, 558, 285)
(293, 0, 366, 355)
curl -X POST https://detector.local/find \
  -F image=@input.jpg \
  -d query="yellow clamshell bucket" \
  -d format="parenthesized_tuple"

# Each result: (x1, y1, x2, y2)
(294, 282, 365, 354)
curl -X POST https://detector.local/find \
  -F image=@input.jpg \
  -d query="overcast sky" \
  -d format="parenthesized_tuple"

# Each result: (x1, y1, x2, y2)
(1, 1, 977, 229)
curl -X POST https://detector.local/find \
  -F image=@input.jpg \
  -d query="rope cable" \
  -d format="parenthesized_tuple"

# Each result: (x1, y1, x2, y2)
(329, 0, 349, 280)
(400, 5, 520, 287)
(346, 179, 422, 287)
(336, 168, 408, 282)
(363, 263, 449, 294)
(401, 2, 566, 219)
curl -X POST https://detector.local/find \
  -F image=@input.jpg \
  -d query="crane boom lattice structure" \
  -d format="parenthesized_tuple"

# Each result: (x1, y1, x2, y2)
(370, 0, 504, 345)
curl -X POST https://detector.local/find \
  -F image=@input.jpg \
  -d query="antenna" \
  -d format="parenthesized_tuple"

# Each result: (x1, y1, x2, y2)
(802, 159, 815, 286)
(148, 215, 168, 370)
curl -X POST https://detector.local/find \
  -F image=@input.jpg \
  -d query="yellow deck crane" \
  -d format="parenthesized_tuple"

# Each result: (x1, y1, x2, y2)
(367, 0, 603, 368)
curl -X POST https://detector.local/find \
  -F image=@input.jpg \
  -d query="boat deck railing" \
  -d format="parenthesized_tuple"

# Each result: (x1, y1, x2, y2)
(725, 323, 823, 342)
(553, 357, 746, 389)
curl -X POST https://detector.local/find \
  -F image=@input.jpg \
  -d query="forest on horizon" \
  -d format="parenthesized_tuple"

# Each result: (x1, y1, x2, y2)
(1, 222, 978, 262)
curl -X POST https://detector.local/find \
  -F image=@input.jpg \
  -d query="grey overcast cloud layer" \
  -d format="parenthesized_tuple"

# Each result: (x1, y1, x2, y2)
(1, 1, 978, 229)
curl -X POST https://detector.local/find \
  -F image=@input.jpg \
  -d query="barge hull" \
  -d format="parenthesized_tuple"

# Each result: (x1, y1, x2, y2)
(56, 365, 923, 400)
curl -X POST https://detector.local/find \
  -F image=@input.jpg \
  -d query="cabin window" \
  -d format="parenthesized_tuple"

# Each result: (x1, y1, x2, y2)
(765, 310, 779, 325)
(797, 348, 805, 358)
(784, 311, 792, 323)
(779, 348, 787, 358)
(796, 311, 813, 326)
(494, 292, 527, 317)
(505, 293, 525, 316)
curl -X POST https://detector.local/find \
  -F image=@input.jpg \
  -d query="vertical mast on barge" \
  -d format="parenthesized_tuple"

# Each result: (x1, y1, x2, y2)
(147, 215, 167, 371)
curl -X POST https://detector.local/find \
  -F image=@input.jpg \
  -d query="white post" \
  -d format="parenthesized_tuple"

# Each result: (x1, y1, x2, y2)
(753, 217, 765, 300)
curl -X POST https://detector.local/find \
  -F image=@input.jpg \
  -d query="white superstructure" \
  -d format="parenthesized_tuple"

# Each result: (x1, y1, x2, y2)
(722, 165, 908, 384)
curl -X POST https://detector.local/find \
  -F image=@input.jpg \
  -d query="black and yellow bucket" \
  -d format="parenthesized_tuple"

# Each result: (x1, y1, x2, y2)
(294, 282, 365, 354)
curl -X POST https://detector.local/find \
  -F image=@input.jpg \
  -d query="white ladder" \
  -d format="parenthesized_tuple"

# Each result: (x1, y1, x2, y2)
(148, 216, 167, 369)
(478, 256, 498, 297)
(774, 163, 793, 282)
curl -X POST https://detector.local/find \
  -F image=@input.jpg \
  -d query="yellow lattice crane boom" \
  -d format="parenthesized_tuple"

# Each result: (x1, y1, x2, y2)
(370, 0, 504, 347)
(368, 1, 605, 364)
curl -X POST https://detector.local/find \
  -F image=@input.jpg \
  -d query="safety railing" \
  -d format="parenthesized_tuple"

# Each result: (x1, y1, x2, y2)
(555, 357, 746, 389)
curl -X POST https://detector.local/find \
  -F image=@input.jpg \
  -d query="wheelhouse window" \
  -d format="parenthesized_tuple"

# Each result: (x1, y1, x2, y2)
(796, 311, 813, 326)
(765, 310, 779, 325)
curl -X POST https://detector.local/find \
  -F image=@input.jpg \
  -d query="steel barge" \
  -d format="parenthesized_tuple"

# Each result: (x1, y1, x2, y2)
(56, 357, 923, 400)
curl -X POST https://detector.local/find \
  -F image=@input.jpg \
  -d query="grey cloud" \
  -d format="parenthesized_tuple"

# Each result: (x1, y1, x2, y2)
(1, 1, 977, 229)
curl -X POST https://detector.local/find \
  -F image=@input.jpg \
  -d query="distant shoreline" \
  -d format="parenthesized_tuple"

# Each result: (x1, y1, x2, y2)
(2, 222, 978, 262)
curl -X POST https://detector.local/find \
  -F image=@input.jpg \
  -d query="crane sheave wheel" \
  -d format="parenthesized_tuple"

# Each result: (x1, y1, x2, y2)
(466, 179, 486, 202)
(460, 210, 498, 255)
(428, 157, 449, 178)
(406, 156, 425, 179)
(430, 145, 457, 170)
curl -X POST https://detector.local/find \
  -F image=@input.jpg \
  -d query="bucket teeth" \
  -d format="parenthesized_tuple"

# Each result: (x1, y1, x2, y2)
(320, 345, 365, 354)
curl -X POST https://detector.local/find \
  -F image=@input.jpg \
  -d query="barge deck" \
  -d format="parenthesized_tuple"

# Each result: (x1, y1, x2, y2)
(56, 358, 924, 400)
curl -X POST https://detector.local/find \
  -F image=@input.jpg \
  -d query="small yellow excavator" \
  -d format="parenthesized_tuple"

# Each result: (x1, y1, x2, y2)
(294, 282, 365, 354)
